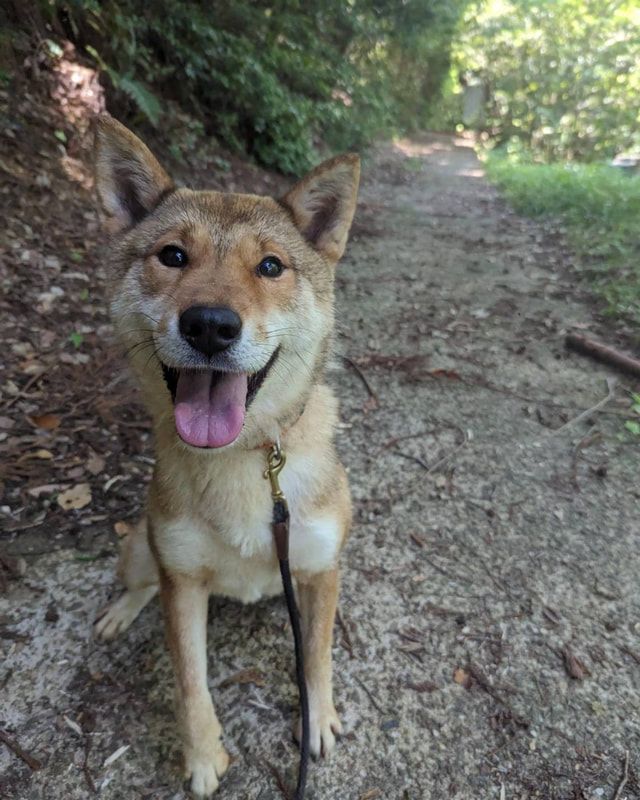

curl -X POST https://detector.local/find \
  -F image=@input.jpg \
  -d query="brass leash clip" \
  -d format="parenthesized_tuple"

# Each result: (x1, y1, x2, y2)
(264, 440, 287, 502)
(264, 439, 290, 561)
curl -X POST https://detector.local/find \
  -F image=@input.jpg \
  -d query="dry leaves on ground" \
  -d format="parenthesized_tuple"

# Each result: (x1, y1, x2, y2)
(57, 483, 92, 510)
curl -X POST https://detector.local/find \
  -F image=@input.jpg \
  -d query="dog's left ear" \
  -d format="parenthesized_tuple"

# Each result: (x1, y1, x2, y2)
(281, 154, 360, 262)
(94, 114, 174, 233)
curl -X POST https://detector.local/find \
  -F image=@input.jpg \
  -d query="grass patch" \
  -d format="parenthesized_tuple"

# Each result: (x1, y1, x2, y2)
(485, 152, 640, 324)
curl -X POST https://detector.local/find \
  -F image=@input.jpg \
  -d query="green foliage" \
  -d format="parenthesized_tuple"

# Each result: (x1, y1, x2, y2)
(625, 393, 640, 436)
(33, 0, 468, 173)
(485, 150, 640, 322)
(452, 0, 640, 162)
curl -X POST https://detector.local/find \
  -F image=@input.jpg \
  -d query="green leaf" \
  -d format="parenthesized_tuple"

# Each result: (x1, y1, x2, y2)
(115, 75, 162, 126)
(624, 420, 640, 436)
(68, 331, 84, 349)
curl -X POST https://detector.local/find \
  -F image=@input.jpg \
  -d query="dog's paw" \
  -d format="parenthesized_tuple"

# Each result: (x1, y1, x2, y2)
(185, 744, 230, 798)
(94, 586, 156, 640)
(295, 702, 343, 759)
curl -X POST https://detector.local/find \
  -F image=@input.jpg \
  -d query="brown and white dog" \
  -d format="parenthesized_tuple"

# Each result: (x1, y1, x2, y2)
(92, 116, 359, 797)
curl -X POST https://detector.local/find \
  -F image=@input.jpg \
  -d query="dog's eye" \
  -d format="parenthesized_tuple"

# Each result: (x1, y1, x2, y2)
(257, 256, 284, 278)
(158, 245, 188, 268)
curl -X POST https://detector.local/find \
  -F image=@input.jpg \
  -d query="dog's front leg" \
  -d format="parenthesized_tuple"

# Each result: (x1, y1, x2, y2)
(296, 567, 343, 758)
(160, 571, 229, 798)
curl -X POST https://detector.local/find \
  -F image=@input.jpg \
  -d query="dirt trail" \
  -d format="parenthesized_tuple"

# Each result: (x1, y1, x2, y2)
(2, 133, 640, 800)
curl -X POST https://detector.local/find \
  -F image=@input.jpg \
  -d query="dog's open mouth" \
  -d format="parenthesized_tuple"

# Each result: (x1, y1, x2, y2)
(161, 348, 279, 449)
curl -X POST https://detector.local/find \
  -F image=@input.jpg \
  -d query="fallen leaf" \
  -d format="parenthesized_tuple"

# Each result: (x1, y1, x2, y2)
(362, 395, 379, 414)
(427, 368, 461, 380)
(18, 449, 54, 463)
(406, 680, 438, 693)
(86, 452, 105, 476)
(57, 483, 92, 510)
(114, 520, 132, 537)
(218, 668, 265, 688)
(398, 641, 423, 653)
(0, 416, 16, 429)
(453, 666, 473, 690)
(360, 790, 382, 800)
(30, 413, 61, 430)
(562, 645, 589, 680)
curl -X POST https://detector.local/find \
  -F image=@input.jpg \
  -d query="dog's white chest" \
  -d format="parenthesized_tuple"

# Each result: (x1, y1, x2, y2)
(154, 453, 341, 603)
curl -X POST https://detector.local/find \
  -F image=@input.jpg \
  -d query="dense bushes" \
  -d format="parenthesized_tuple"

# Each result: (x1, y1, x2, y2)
(452, 0, 640, 162)
(7, 0, 468, 173)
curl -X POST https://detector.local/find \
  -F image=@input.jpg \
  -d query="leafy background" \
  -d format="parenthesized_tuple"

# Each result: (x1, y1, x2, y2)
(1, 0, 639, 319)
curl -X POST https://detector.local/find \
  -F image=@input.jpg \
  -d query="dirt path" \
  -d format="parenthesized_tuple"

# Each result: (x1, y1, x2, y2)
(2, 133, 639, 800)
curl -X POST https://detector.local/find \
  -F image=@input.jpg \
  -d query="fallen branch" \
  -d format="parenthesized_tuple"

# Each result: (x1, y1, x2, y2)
(566, 333, 640, 380)
(0, 729, 43, 770)
(611, 750, 629, 800)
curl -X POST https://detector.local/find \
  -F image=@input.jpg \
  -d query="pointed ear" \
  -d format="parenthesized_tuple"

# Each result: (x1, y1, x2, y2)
(93, 115, 174, 232)
(281, 154, 360, 262)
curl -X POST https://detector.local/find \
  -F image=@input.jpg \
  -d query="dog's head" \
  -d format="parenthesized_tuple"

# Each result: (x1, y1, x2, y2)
(94, 116, 359, 450)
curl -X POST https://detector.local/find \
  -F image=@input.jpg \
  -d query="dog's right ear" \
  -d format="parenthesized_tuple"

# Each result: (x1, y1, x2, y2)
(94, 115, 174, 232)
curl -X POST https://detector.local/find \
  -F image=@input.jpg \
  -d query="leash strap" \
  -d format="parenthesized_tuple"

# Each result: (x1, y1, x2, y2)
(265, 443, 310, 799)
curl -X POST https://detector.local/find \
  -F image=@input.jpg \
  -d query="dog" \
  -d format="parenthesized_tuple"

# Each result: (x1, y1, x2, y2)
(92, 115, 359, 797)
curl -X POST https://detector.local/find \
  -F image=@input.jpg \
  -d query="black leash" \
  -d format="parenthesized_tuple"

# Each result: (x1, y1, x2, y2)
(265, 442, 310, 799)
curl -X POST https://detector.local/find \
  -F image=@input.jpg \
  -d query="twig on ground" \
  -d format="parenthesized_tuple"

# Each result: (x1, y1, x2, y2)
(570, 427, 601, 490)
(2, 369, 46, 410)
(467, 664, 529, 728)
(552, 378, 616, 434)
(422, 554, 467, 583)
(392, 428, 469, 474)
(341, 356, 379, 405)
(0, 729, 43, 770)
(336, 608, 355, 659)
(424, 429, 469, 474)
(379, 429, 432, 452)
(264, 759, 293, 800)
(392, 450, 430, 470)
(566, 332, 640, 380)
(355, 675, 386, 715)
(611, 750, 630, 800)
(619, 645, 640, 666)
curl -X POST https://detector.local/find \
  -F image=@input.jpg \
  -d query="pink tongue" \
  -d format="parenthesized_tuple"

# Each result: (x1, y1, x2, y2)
(174, 371, 247, 448)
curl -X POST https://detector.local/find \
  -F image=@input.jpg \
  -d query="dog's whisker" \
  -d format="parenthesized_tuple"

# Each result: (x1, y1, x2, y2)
(125, 340, 156, 360)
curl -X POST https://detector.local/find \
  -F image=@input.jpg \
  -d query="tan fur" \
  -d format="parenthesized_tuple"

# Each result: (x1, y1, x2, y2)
(93, 115, 359, 797)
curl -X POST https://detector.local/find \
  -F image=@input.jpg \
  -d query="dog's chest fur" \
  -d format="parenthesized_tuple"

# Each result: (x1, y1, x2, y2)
(151, 435, 342, 603)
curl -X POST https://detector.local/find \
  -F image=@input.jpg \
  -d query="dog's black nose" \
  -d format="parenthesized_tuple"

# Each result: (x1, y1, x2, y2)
(179, 306, 242, 357)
